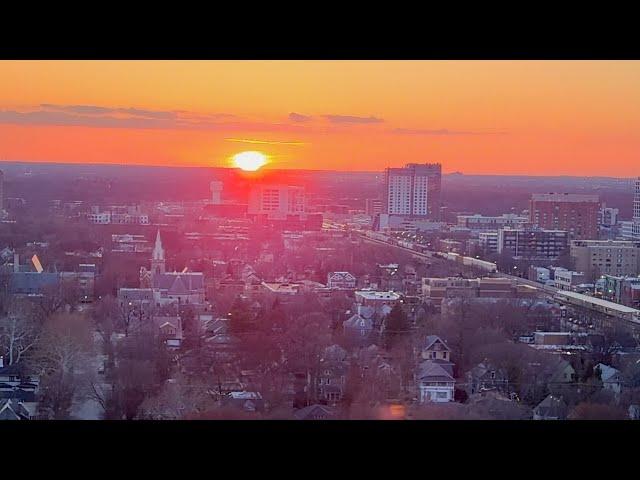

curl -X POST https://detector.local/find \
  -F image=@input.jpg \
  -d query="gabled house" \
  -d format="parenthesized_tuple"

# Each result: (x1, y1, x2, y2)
(595, 363, 623, 395)
(0, 399, 28, 420)
(533, 394, 568, 420)
(327, 271, 357, 290)
(317, 345, 350, 404)
(343, 313, 374, 346)
(152, 315, 183, 349)
(294, 404, 336, 420)
(421, 335, 452, 363)
(465, 361, 509, 396)
(417, 360, 456, 403)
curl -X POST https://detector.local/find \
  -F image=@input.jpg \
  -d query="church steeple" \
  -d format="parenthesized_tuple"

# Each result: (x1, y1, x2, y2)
(153, 229, 165, 261)
(151, 229, 166, 277)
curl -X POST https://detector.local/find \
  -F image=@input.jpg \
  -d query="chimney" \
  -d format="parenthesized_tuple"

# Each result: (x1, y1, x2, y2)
(13, 253, 19, 273)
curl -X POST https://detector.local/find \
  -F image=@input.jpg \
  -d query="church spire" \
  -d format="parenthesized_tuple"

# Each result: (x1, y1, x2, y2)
(153, 229, 164, 261)
(151, 229, 166, 278)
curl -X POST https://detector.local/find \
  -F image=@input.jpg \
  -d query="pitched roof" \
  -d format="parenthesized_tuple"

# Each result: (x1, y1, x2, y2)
(293, 404, 336, 420)
(534, 395, 567, 419)
(417, 360, 455, 382)
(424, 335, 451, 352)
(343, 313, 373, 329)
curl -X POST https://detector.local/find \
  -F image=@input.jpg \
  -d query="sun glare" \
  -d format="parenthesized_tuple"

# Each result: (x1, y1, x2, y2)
(232, 151, 268, 171)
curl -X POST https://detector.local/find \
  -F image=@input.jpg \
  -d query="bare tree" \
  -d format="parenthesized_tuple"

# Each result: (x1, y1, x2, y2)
(35, 313, 93, 419)
(0, 315, 40, 366)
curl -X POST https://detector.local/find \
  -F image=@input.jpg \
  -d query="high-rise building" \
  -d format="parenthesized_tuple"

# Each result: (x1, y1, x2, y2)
(248, 184, 306, 220)
(0, 169, 4, 212)
(384, 163, 441, 219)
(529, 193, 600, 240)
(633, 177, 640, 237)
(210, 180, 223, 205)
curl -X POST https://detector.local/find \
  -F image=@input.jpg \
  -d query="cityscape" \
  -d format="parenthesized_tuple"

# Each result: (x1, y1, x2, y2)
(1, 61, 640, 420)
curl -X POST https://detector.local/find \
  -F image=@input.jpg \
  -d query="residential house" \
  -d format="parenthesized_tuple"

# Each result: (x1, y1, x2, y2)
(152, 315, 183, 349)
(293, 404, 336, 420)
(595, 363, 623, 395)
(223, 391, 265, 413)
(327, 271, 357, 290)
(416, 360, 456, 403)
(417, 335, 456, 403)
(343, 312, 374, 346)
(317, 345, 349, 404)
(533, 394, 568, 420)
(465, 361, 509, 396)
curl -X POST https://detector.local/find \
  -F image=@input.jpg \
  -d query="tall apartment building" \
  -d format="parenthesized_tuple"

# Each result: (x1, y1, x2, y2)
(0, 169, 4, 212)
(529, 193, 600, 240)
(384, 163, 441, 219)
(633, 177, 640, 238)
(248, 184, 306, 220)
(570, 239, 640, 281)
(497, 227, 569, 260)
(457, 213, 529, 230)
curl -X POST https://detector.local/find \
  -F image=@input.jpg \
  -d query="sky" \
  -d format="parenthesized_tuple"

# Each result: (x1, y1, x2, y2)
(0, 60, 639, 176)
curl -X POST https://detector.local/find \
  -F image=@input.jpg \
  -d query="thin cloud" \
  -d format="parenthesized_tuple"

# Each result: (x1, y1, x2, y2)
(0, 106, 307, 133)
(323, 114, 384, 124)
(225, 138, 307, 146)
(393, 128, 507, 136)
(289, 112, 312, 122)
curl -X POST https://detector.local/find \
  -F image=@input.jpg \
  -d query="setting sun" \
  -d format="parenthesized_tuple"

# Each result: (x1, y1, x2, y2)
(232, 151, 268, 171)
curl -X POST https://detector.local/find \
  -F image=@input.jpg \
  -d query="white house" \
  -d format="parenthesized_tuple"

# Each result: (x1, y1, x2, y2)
(327, 271, 357, 289)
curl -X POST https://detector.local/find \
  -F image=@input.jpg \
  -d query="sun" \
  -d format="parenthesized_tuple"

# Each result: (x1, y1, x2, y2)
(232, 151, 269, 171)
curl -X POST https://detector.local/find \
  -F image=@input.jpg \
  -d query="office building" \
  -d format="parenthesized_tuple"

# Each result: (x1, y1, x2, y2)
(530, 193, 600, 240)
(497, 227, 569, 260)
(365, 198, 383, 216)
(600, 207, 619, 227)
(384, 163, 441, 219)
(248, 184, 305, 220)
(570, 239, 640, 281)
(478, 231, 499, 254)
(457, 213, 528, 230)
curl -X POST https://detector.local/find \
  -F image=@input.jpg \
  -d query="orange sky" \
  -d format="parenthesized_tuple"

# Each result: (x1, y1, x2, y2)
(0, 60, 639, 176)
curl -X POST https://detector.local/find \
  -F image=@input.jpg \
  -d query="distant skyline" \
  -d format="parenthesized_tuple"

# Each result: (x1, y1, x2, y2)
(1, 60, 640, 176)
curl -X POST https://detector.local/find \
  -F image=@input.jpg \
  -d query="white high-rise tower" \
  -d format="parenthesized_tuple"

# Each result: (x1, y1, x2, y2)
(210, 180, 223, 205)
(633, 177, 640, 237)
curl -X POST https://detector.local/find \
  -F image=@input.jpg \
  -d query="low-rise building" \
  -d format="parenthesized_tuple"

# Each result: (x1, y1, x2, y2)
(570, 239, 640, 281)
(553, 269, 586, 291)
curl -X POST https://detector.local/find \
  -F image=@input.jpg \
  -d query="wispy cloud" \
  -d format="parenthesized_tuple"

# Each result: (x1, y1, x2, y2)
(225, 138, 307, 146)
(0, 105, 306, 133)
(41, 104, 179, 119)
(392, 128, 507, 136)
(289, 112, 313, 123)
(323, 114, 384, 124)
